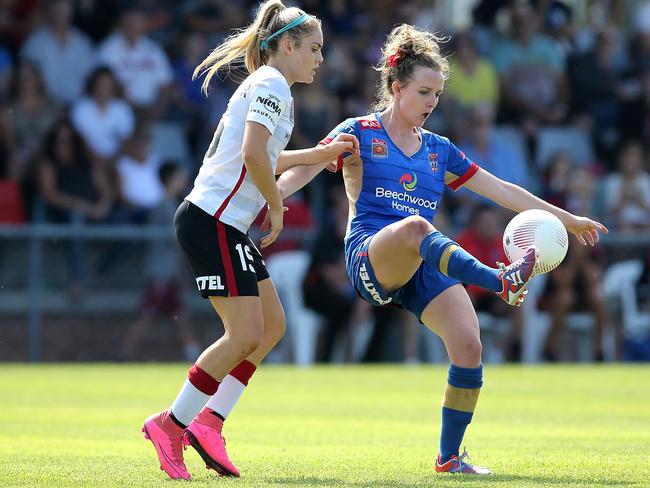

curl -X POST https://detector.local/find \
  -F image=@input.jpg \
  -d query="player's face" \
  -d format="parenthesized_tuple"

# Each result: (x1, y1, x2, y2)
(291, 27, 324, 84)
(395, 66, 445, 127)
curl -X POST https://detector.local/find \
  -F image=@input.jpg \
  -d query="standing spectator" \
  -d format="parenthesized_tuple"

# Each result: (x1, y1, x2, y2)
(37, 119, 113, 297)
(71, 66, 135, 162)
(119, 162, 200, 362)
(493, 2, 568, 132)
(603, 141, 650, 233)
(20, 0, 96, 105)
(98, 7, 173, 117)
(0, 60, 59, 182)
(114, 126, 165, 224)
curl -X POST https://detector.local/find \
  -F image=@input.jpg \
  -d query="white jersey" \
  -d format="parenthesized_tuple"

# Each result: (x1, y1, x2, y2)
(186, 65, 294, 233)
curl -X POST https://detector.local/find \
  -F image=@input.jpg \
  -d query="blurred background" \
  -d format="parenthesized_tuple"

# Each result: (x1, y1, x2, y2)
(0, 0, 649, 365)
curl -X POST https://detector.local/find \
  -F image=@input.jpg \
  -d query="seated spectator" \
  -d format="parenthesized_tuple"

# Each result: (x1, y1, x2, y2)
(20, 0, 95, 105)
(168, 30, 209, 155)
(603, 141, 650, 233)
(0, 60, 60, 182)
(452, 103, 529, 223)
(456, 205, 523, 361)
(119, 162, 200, 362)
(114, 126, 165, 224)
(446, 32, 499, 112)
(98, 7, 173, 117)
(179, 0, 245, 46)
(541, 166, 608, 361)
(37, 119, 113, 297)
(620, 68, 650, 149)
(0, 43, 12, 100)
(303, 185, 372, 362)
(71, 66, 135, 162)
(542, 150, 573, 209)
(493, 2, 568, 133)
(569, 26, 629, 160)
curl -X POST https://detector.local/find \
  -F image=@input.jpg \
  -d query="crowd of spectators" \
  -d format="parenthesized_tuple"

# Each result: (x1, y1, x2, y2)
(1, 0, 649, 362)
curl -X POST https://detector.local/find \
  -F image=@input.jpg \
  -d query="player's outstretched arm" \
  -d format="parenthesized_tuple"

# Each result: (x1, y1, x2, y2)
(462, 168, 608, 246)
(277, 160, 330, 199)
(275, 133, 359, 174)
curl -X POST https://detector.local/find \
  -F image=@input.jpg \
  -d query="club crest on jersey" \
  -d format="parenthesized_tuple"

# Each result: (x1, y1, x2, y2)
(372, 138, 388, 158)
(428, 153, 438, 172)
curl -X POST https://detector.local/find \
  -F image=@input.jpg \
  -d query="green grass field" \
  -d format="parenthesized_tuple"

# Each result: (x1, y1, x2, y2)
(1, 364, 649, 487)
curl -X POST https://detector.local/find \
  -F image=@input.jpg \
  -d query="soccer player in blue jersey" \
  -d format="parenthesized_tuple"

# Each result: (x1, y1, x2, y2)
(276, 24, 607, 474)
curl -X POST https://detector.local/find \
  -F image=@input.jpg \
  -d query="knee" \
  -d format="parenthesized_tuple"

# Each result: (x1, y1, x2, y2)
(231, 322, 265, 356)
(463, 337, 483, 365)
(401, 216, 434, 248)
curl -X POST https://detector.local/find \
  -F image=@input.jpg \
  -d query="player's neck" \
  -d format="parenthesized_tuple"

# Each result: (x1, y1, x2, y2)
(379, 109, 419, 141)
(266, 59, 294, 86)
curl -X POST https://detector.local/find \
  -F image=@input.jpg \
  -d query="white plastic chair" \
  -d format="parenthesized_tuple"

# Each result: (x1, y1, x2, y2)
(603, 260, 649, 339)
(265, 250, 322, 366)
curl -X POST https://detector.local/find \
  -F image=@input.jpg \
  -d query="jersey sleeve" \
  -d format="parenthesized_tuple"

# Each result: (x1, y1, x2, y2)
(245, 78, 289, 135)
(444, 138, 480, 191)
(319, 118, 359, 172)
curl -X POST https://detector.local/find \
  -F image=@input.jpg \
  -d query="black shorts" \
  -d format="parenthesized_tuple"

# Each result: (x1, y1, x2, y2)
(174, 200, 269, 298)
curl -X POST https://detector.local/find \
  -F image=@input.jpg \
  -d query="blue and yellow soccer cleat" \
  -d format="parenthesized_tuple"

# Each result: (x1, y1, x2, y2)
(435, 450, 492, 475)
(496, 246, 538, 306)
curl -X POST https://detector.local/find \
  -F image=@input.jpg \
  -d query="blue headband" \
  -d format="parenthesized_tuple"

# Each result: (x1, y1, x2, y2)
(260, 13, 311, 50)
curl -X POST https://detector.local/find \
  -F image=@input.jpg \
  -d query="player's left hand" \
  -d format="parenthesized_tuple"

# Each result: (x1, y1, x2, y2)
(565, 215, 609, 246)
(321, 133, 360, 160)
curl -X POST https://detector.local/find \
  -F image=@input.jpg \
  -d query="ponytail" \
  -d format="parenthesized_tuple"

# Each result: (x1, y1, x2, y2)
(193, 0, 320, 94)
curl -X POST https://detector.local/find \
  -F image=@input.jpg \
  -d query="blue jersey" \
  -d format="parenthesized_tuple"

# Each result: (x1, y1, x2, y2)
(322, 114, 480, 258)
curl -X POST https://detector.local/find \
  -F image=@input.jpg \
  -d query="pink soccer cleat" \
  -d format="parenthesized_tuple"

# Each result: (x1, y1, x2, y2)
(496, 246, 538, 306)
(184, 408, 240, 477)
(435, 450, 492, 475)
(142, 410, 191, 480)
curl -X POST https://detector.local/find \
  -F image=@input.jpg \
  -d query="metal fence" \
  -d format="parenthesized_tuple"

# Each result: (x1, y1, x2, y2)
(0, 223, 648, 362)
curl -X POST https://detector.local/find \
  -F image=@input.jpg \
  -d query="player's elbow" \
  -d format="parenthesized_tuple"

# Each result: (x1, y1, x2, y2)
(241, 147, 266, 168)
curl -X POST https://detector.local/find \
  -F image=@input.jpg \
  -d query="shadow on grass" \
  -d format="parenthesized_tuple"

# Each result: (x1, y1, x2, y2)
(265, 474, 641, 487)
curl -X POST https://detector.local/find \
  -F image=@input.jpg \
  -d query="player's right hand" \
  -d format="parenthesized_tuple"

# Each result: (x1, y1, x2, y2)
(260, 206, 288, 248)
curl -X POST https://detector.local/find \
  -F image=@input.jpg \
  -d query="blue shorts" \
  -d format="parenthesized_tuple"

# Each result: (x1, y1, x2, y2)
(345, 234, 460, 320)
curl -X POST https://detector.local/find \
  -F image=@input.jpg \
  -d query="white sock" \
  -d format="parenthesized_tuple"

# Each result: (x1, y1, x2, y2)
(171, 379, 212, 426)
(205, 374, 246, 419)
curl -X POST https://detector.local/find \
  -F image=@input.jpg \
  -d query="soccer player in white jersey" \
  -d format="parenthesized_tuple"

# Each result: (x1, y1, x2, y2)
(141, 1, 358, 480)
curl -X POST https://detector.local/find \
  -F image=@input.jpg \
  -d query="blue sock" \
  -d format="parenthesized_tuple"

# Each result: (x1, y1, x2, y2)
(440, 364, 483, 463)
(419, 231, 501, 292)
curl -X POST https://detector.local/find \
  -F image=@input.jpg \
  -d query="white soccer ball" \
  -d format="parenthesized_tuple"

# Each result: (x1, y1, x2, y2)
(503, 209, 569, 275)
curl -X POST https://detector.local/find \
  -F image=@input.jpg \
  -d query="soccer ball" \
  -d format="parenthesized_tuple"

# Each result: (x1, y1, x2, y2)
(503, 209, 569, 275)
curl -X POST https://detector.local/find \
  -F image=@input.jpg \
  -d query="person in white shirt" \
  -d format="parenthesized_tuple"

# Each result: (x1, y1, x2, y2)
(71, 66, 135, 162)
(141, 1, 358, 481)
(97, 7, 172, 114)
(21, 0, 95, 105)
